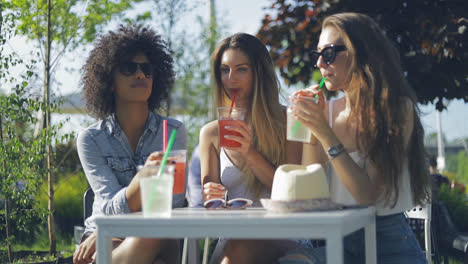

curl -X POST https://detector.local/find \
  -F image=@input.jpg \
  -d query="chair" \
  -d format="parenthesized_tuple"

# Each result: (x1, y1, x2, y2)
(405, 203, 440, 263)
(83, 187, 95, 220)
(434, 200, 468, 263)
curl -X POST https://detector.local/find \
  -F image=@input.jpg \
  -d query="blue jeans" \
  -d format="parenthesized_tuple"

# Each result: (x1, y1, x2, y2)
(279, 213, 427, 264)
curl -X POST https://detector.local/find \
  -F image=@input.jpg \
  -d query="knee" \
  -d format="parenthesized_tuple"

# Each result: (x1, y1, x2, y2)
(222, 240, 253, 262)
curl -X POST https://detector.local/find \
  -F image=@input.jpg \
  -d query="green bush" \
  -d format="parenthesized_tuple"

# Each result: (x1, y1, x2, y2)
(439, 184, 468, 233)
(38, 171, 89, 233)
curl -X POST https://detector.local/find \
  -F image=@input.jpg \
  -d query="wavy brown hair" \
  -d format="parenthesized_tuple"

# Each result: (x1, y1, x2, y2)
(212, 33, 286, 195)
(81, 24, 174, 120)
(323, 13, 430, 206)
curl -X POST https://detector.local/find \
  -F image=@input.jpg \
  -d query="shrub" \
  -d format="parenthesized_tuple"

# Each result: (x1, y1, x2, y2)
(438, 184, 468, 233)
(38, 171, 89, 233)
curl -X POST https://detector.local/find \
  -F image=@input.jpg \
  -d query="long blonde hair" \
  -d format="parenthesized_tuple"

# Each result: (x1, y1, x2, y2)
(323, 13, 430, 206)
(211, 33, 286, 195)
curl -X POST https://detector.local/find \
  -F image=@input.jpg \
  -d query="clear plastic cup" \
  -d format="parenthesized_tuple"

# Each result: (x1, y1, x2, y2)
(139, 165, 175, 217)
(287, 95, 318, 143)
(217, 107, 247, 148)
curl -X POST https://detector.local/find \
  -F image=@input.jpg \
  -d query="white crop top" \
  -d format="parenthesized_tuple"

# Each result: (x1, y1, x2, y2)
(326, 99, 414, 216)
(219, 148, 270, 207)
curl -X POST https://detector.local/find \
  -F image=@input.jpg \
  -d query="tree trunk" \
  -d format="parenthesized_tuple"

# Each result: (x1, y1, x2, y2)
(208, 0, 216, 120)
(0, 115, 12, 263)
(45, 0, 56, 255)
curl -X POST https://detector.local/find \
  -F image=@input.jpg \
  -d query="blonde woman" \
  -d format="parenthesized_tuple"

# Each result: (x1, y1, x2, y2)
(281, 13, 430, 263)
(199, 33, 303, 264)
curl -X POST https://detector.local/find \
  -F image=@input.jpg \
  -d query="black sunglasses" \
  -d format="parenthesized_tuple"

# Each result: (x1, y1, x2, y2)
(118, 61, 154, 78)
(309, 44, 347, 67)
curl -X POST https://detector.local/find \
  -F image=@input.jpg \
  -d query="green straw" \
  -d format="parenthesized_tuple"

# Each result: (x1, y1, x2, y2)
(291, 76, 327, 137)
(146, 129, 177, 211)
(157, 129, 177, 177)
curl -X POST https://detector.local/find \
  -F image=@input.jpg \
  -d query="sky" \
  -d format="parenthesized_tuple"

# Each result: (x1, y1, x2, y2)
(3, 0, 467, 142)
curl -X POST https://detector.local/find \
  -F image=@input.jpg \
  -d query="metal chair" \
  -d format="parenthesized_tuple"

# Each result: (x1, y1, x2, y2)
(83, 187, 94, 220)
(405, 203, 441, 263)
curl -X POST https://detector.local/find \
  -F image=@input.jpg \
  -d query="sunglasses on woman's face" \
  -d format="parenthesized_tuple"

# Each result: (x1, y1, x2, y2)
(118, 61, 154, 78)
(309, 44, 347, 67)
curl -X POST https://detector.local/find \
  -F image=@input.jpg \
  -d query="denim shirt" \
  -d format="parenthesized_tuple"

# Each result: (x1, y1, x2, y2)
(77, 112, 187, 233)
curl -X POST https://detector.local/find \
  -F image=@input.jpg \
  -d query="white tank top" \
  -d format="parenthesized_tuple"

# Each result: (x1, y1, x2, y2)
(326, 100, 414, 216)
(219, 148, 270, 207)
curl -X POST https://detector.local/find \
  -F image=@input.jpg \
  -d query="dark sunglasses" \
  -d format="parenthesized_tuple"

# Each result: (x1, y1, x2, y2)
(309, 44, 347, 67)
(118, 61, 154, 78)
(203, 191, 253, 210)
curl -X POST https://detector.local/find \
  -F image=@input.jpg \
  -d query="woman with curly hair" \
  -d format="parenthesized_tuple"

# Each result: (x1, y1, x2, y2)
(280, 12, 429, 263)
(73, 24, 186, 264)
(200, 33, 303, 263)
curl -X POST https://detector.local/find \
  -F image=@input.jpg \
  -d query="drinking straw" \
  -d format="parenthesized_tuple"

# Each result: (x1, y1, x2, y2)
(157, 129, 177, 178)
(146, 129, 177, 211)
(291, 76, 327, 137)
(163, 120, 168, 152)
(228, 90, 238, 117)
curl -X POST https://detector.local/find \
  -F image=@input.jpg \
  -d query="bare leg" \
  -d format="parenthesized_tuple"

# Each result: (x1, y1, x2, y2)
(112, 238, 180, 264)
(220, 239, 297, 264)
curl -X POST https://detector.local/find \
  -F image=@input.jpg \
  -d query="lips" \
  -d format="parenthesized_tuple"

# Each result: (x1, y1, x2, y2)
(132, 80, 148, 88)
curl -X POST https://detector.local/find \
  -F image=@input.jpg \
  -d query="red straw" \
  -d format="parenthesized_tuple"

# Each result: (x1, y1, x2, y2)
(163, 120, 167, 152)
(228, 90, 238, 117)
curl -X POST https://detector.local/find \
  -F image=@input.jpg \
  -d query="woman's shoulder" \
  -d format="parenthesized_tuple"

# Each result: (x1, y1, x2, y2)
(200, 120, 218, 138)
(77, 118, 110, 141)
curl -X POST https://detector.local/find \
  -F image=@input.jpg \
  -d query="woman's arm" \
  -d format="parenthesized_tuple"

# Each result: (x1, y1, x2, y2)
(292, 94, 406, 205)
(77, 130, 132, 215)
(199, 121, 225, 201)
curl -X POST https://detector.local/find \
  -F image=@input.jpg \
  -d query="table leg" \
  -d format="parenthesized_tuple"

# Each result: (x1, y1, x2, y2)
(326, 234, 343, 264)
(365, 217, 377, 264)
(96, 228, 112, 264)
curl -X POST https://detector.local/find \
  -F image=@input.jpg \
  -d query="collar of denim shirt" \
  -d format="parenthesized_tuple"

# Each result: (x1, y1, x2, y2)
(105, 111, 160, 137)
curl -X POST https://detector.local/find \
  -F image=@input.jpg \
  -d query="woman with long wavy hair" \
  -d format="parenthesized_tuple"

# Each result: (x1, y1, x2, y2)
(199, 33, 303, 263)
(280, 12, 430, 264)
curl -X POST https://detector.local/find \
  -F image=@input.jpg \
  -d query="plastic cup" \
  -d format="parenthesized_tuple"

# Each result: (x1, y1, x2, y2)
(167, 150, 186, 195)
(287, 95, 318, 143)
(217, 107, 247, 148)
(139, 165, 175, 217)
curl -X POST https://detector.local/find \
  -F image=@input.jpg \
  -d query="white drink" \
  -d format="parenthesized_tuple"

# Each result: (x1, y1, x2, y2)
(140, 166, 174, 217)
(287, 109, 312, 143)
(286, 96, 318, 143)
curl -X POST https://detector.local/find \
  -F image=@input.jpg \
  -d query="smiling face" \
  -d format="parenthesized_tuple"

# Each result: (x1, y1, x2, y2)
(317, 26, 351, 92)
(112, 52, 153, 105)
(219, 48, 254, 103)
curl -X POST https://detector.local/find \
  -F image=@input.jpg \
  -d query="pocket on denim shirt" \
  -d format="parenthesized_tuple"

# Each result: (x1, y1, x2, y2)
(107, 157, 134, 171)
(107, 157, 136, 186)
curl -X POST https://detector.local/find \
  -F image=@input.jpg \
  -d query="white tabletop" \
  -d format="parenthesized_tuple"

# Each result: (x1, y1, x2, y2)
(96, 207, 376, 263)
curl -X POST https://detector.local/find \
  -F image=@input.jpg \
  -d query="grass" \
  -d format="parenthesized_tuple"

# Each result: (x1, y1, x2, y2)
(1, 229, 76, 263)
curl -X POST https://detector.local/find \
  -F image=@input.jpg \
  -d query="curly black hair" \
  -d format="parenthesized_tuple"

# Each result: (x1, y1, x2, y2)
(81, 24, 175, 120)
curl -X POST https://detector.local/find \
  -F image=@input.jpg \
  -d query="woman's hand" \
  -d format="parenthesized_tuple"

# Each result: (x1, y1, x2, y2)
(222, 121, 254, 156)
(202, 182, 226, 202)
(73, 232, 96, 264)
(144, 151, 164, 167)
(290, 85, 329, 141)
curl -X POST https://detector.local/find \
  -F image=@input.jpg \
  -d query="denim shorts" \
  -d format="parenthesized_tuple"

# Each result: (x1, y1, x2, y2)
(278, 213, 427, 264)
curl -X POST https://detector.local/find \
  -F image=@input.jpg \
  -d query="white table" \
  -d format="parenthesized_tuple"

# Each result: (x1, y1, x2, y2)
(95, 207, 376, 264)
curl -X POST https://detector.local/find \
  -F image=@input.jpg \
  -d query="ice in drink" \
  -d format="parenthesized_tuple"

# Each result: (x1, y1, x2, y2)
(287, 94, 318, 143)
(139, 165, 174, 217)
(217, 107, 246, 148)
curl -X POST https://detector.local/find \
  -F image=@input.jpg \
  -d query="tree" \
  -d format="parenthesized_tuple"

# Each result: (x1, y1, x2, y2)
(257, 0, 468, 110)
(145, 0, 226, 153)
(1, 8, 57, 262)
(4, 0, 142, 255)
